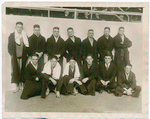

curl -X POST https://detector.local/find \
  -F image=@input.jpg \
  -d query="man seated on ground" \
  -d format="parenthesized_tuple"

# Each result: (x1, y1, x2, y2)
(40, 56, 62, 98)
(96, 52, 117, 94)
(115, 64, 141, 98)
(20, 54, 42, 100)
(81, 54, 98, 96)
(62, 57, 87, 95)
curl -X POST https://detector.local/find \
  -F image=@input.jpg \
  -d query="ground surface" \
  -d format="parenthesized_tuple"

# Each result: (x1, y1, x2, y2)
(5, 90, 141, 113)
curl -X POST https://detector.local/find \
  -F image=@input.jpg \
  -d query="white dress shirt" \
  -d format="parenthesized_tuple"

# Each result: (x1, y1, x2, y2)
(125, 73, 130, 80)
(105, 63, 110, 70)
(31, 61, 38, 70)
(54, 36, 59, 42)
(120, 35, 125, 43)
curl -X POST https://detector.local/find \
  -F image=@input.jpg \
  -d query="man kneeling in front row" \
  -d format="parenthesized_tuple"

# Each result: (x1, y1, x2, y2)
(115, 64, 141, 98)
(96, 53, 117, 94)
(40, 56, 63, 98)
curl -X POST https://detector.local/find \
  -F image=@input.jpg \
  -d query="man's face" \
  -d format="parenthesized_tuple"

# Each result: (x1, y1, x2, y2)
(85, 12, 89, 18)
(69, 59, 75, 68)
(104, 56, 112, 64)
(119, 28, 125, 36)
(31, 56, 38, 65)
(67, 29, 74, 37)
(86, 56, 93, 65)
(15, 24, 23, 33)
(96, 13, 100, 18)
(124, 66, 132, 74)
(33, 27, 40, 36)
(88, 31, 94, 38)
(51, 58, 57, 68)
(53, 29, 59, 37)
(65, 10, 69, 16)
(104, 29, 110, 37)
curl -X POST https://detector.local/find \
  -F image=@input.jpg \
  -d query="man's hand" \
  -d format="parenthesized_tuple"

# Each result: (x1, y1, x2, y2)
(126, 88, 132, 96)
(82, 77, 89, 83)
(69, 78, 75, 84)
(105, 81, 110, 85)
(75, 80, 82, 85)
(49, 77, 57, 85)
(35, 77, 39, 81)
(101, 80, 107, 86)
(56, 54, 61, 58)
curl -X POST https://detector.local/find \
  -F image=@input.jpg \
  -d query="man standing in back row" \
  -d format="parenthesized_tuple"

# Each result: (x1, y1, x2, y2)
(46, 27, 65, 68)
(65, 27, 82, 66)
(114, 27, 132, 75)
(81, 29, 98, 64)
(97, 27, 114, 63)
(28, 24, 46, 72)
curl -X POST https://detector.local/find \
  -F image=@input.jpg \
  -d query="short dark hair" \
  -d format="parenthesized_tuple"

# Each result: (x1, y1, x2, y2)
(33, 24, 40, 28)
(51, 55, 58, 61)
(53, 27, 59, 30)
(104, 51, 113, 59)
(104, 27, 110, 30)
(31, 54, 39, 58)
(67, 27, 74, 31)
(86, 53, 93, 59)
(16, 22, 23, 26)
(125, 63, 132, 67)
(119, 27, 125, 30)
(88, 29, 94, 32)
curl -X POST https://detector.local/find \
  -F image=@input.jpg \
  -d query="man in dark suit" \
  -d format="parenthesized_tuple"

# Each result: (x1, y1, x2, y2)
(81, 29, 98, 64)
(46, 27, 65, 68)
(65, 27, 82, 66)
(96, 53, 117, 94)
(115, 64, 141, 98)
(20, 54, 42, 100)
(114, 27, 132, 75)
(28, 24, 46, 72)
(97, 27, 114, 63)
(81, 54, 98, 96)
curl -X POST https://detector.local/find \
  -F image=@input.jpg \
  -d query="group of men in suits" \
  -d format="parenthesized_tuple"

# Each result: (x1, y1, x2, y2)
(8, 21, 141, 100)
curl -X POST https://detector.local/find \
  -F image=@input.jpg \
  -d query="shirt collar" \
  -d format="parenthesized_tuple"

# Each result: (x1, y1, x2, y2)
(105, 63, 110, 68)
(31, 61, 38, 70)
(54, 36, 59, 42)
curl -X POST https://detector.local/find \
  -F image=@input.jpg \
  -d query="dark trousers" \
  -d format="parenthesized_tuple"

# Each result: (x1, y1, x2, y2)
(95, 80, 117, 92)
(40, 73, 63, 97)
(82, 79, 96, 96)
(62, 75, 86, 94)
(115, 85, 141, 98)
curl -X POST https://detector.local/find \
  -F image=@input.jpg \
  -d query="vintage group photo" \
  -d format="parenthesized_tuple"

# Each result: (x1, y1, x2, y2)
(2, 2, 148, 119)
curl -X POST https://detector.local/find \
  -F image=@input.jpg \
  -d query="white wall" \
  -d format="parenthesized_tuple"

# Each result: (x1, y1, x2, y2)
(3, 15, 143, 90)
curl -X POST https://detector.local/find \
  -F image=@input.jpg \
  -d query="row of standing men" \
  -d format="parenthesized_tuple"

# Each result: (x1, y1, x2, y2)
(8, 22, 141, 99)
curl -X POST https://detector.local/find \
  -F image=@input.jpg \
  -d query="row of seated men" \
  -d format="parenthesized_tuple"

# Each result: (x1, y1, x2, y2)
(8, 21, 138, 97)
(20, 53, 141, 99)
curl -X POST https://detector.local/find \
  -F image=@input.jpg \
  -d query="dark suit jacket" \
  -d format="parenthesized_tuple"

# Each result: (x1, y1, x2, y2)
(65, 36, 82, 62)
(98, 62, 116, 83)
(25, 62, 41, 82)
(117, 70, 136, 89)
(28, 34, 46, 56)
(97, 35, 114, 61)
(46, 35, 65, 58)
(81, 62, 98, 81)
(81, 37, 98, 61)
(114, 34, 132, 61)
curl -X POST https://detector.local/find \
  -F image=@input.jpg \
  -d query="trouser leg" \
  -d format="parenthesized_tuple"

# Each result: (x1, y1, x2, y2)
(115, 86, 124, 97)
(131, 86, 141, 98)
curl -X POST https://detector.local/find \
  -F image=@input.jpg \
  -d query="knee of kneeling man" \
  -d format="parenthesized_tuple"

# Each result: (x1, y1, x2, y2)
(136, 86, 141, 91)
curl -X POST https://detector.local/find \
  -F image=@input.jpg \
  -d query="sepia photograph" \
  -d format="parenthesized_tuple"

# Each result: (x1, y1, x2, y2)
(2, 2, 149, 118)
